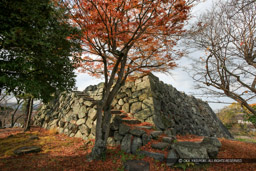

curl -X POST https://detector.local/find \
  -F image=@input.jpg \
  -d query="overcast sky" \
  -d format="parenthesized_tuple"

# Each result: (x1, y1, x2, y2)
(74, 0, 236, 112)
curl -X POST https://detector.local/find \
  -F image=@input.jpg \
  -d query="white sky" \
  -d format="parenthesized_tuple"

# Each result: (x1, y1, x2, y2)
(73, 0, 238, 112)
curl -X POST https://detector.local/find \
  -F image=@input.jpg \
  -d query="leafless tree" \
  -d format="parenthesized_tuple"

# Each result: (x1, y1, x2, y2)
(0, 91, 24, 128)
(185, 0, 256, 117)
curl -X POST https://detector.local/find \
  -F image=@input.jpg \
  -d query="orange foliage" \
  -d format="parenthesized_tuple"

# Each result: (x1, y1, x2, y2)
(66, 0, 192, 78)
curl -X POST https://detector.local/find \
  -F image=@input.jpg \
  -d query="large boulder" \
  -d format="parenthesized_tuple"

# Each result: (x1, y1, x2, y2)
(200, 137, 222, 158)
(131, 137, 142, 154)
(172, 141, 209, 159)
(121, 134, 132, 153)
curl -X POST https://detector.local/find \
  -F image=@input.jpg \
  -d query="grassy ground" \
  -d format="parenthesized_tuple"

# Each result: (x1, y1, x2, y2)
(1, 127, 256, 171)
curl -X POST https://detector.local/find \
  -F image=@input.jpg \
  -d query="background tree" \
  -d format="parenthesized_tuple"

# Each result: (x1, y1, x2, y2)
(0, 0, 82, 101)
(0, 0, 82, 130)
(64, 0, 196, 159)
(0, 92, 24, 128)
(185, 0, 256, 124)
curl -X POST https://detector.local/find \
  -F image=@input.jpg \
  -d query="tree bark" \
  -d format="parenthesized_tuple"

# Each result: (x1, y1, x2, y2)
(11, 99, 23, 127)
(24, 97, 33, 132)
(89, 79, 125, 160)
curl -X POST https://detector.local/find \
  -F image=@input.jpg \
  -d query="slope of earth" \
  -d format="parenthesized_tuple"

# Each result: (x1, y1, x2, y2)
(0, 127, 256, 171)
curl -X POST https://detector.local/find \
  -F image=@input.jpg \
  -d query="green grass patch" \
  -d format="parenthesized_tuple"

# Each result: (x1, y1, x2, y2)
(236, 138, 256, 143)
(0, 133, 39, 157)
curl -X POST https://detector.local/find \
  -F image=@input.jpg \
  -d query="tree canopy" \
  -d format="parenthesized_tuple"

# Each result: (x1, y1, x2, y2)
(0, 0, 81, 102)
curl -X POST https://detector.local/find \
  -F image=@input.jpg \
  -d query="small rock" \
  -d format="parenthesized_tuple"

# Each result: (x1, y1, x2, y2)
(78, 112, 86, 119)
(114, 131, 123, 141)
(119, 124, 130, 135)
(79, 125, 90, 135)
(107, 137, 116, 147)
(118, 99, 124, 106)
(91, 124, 96, 135)
(150, 131, 162, 139)
(86, 118, 93, 128)
(74, 131, 83, 138)
(130, 102, 142, 113)
(76, 119, 85, 125)
(14, 146, 41, 155)
(122, 103, 130, 113)
(166, 149, 179, 166)
(84, 101, 93, 107)
(88, 108, 97, 120)
(124, 160, 150, 171)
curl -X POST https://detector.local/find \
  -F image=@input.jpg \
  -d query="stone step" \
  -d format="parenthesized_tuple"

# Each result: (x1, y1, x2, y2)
(138, 151, 165, 162)
(151, 142, 170, 150)
(111, 110, 122, 115)
(135, 125, 153, 130)
(122, 119, 141, 125)
(130, 128, 146, 136)
(83, 98, 97, 101)
(119, 115, 128, 118)
(150, 131, 163, 139)
(162, 136, 176, 144)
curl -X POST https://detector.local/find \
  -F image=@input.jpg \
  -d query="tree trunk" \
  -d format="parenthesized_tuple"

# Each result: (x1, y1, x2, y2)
(89, 82, 124, 160)
(24, 97, 33, 132)
(11, 114, 14, 128)
(11, 100, 23, 128)
(89, 100, 113, 158)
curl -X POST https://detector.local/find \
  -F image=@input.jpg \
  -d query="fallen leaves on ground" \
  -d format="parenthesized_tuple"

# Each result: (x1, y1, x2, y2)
(0, 127, 256, 171)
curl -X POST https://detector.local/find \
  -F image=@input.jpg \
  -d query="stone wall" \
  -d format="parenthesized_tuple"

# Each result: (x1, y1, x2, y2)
(33, 73, 232, 140)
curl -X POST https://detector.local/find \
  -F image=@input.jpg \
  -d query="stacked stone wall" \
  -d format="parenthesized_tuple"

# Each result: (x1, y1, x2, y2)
(33, 73, 232, 140)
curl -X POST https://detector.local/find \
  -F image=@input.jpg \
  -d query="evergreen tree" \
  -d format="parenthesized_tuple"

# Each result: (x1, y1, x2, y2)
(0, 0, 82, 102)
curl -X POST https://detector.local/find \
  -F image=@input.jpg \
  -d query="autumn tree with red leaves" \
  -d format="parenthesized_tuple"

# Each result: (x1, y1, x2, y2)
(63, 0, 195, 159)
